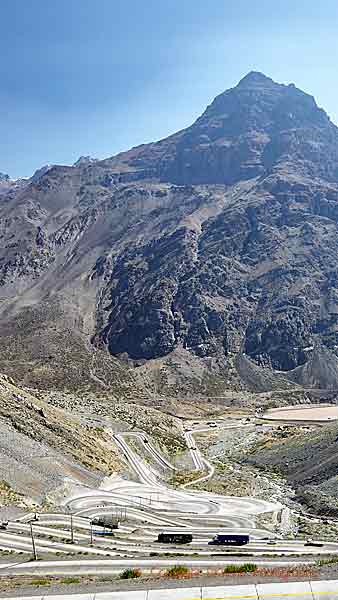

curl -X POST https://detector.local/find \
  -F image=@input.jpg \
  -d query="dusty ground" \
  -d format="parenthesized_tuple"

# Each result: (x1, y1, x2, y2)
(0, 374, 125, 509)
(263, 405, 338, 422)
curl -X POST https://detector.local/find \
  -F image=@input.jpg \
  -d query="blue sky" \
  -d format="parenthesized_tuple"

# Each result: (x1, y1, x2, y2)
(1, 0, 338, 178)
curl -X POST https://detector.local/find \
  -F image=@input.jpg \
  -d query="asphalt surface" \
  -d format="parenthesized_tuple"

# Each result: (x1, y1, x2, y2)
(0, 420, 337, 577)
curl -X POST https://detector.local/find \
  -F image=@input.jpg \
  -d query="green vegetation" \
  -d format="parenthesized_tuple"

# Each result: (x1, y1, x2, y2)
(60, 577, 81, 584)
(165, 564, 190, 577)
(316, 555, 338, 567)
(120, 568, 142, 579)
(223, 563, 257, 574)
(29, 578, 51, 586)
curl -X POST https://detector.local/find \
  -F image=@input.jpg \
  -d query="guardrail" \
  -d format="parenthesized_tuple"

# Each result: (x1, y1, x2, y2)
(7, 578, 338, 599)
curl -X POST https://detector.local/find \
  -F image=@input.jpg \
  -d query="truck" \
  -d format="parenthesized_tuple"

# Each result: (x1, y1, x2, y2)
(208, 534, 249, 546)
(157, 532, 193, 544)
(92, 517, 119, 530)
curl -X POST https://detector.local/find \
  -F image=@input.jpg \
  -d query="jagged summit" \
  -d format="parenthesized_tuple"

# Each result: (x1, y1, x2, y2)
(236, 71, 279, 89)
(73, 155, 98, 167)
(102, 71, 337, 186)
(30, 164, 54, 183)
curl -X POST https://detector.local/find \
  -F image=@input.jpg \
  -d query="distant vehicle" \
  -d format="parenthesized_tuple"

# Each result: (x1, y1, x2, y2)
(157, 532, 193, 544)
(190, 447, 197, 451)
(143, 438, 149, 444)
(208, 534, 249, 546)
(267, 539, 277, 545)
(208, 422, 217, 427)
(0, 521, 8, 530)
(93, 530, 115, 536)
(92, 518, 119, 530)
(305, 540, 324, 547)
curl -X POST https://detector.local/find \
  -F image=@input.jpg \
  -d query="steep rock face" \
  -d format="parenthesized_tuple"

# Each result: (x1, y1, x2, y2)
(102, 72, 338, 185)
(2, 73, 338, 390)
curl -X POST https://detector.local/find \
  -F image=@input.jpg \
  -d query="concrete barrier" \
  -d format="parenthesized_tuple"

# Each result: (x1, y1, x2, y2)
(44, 596, 94, 600)
(311, 579, 338, 599)
(96, 593, 147, 600)
(202, 584, 258, 598)
(148, 588, 200, 599)
(256, 581, 312, 599)
(5, 579, 338, 600)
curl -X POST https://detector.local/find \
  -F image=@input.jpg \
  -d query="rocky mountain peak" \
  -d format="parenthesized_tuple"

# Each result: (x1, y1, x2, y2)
(102, 73, 337, 186)
(73, 155, 98, 167)
(236, 71, 279, 89)
(0, 172, 10, 182)
(201, 72, 329, 132)
(2, 74, 338, 394)
(30, 164, 54, 183)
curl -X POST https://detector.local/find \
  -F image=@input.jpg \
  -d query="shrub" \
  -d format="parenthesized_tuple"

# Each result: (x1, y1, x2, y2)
(317, 556, 338, 567)
(60, 577, 81, 584)
(120, 568, 142, 579)
(241, 563, 257, 572)
(29, 578, 51, 586)
(223, 563, 257, 574)
(165, 565, 190, 578)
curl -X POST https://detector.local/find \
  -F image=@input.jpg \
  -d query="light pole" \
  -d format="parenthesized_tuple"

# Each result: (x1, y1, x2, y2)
(29, 522, 38, 561)
(90, 520, 93, 545)
(70, 512, 74, 544)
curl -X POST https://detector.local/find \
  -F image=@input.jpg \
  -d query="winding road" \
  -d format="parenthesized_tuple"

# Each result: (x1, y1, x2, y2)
(0, 419, 337, 577)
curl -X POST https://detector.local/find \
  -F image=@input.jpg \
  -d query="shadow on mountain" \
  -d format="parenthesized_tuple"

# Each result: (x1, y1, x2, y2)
(287, 345, 338, 390)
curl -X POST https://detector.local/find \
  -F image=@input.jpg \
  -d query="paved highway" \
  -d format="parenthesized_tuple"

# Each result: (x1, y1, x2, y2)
(0, 556, 316, 577)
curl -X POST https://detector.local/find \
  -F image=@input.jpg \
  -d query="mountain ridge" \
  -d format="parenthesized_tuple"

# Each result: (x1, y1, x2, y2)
(2, 73, 338, 395)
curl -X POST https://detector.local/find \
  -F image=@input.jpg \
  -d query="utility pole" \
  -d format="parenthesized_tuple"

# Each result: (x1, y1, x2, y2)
(30, 522, 38, 561)
(70, 512, 74, 544)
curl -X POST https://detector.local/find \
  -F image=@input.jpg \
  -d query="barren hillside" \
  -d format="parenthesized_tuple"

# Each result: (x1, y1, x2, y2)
(2, 72, 338, 395)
